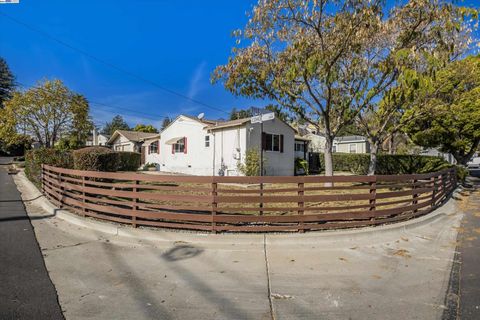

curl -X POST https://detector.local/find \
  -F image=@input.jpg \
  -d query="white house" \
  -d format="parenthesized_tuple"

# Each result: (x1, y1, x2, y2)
(333, 135, 370, 154)
(143, 114, 296, 176)
(107, 130, 159, 153)
(86, 129, 110, 147)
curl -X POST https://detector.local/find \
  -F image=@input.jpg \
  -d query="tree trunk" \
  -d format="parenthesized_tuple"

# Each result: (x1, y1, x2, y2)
(324, 136, 334, 177)
(388, 134, 394, 155)
(368, 140, 380, 176)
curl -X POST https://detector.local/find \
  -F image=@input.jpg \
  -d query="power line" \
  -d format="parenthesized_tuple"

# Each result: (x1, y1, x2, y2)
(0, 10, 230, 115)
(14, 81, 173, 123)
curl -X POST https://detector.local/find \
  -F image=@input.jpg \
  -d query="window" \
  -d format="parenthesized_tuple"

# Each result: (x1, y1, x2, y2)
(205, 135, 210, 147)
(173, 138, 185, 153)
(149, 141, 158, 154)
(295, 142, 305, 152)
(264, 133, 280, 152)
(349, 143, 357, 154)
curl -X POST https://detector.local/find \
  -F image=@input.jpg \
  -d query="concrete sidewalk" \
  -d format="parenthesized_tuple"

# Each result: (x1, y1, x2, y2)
(0, 159, 63, 320)
(13, 169, 464, 320)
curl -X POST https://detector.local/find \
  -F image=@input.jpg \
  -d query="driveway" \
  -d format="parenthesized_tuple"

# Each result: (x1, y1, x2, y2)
(11, 168, 466, 320)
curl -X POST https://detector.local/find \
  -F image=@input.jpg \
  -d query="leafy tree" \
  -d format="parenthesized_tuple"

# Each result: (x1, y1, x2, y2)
(134, 124, 158, 133)
(265, 104, 291, 123)
(161, 117, 172, 130)
(237, 148, 265, 176)
(0, 79, 92, 148)
(229, 107, 253, 120)
(0, 57, 15, 108)
(102, 115, 130, 136)
(214, 0, 420, 177)
(403, 55, 480, 165)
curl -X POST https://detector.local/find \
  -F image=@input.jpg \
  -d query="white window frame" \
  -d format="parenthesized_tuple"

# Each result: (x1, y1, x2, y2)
(173, 139, 185, 153)
(295, 142, 305, 152)
(149, 141, 158, 154)
(205, 135, 210, 147)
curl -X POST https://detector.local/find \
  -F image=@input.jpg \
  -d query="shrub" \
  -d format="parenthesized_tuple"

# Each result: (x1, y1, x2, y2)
(25, 148, 73, 187)
(116, 152, 141, 171)
(237, 148, 264, 176)
(73, 147, 119, 172)
(317, 153, 452, 175)
(295, 157, 309, 175)
(455, 165, 469, 182)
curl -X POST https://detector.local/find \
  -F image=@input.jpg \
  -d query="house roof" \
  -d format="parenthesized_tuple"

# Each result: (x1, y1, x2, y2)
(108, 130, 159, 144)
(206, 118, 251, 131)
(206, 116, 296, 132)
(295, 135, 311, 142)
(334, 135, 367, 143)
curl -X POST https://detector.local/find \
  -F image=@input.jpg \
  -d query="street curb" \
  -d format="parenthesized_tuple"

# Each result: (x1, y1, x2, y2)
(14, 170, 461, 244)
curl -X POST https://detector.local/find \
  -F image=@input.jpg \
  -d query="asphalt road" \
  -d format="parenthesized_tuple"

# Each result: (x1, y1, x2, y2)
(0, 157, 63, 320)
(457, 170, 480, 319)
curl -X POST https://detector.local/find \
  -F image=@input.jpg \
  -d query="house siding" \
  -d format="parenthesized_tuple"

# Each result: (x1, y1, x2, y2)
(246, 119, 295, 176)
(111, 135, 137, 152)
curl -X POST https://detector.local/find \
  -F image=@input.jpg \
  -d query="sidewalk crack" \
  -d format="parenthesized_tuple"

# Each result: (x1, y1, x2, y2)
(264, 234, 275, 320)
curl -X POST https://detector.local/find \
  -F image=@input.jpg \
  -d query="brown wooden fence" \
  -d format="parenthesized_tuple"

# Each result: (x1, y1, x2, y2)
(41, 165, 457, 233)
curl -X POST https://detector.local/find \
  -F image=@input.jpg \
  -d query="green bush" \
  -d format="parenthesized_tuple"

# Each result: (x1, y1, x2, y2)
(116, 152, 141, 171)
(295, 157, 309, 175)
(73, 147, 119, 172)
(72, 147, 141, 172)
(237, 148, 264, 176)
(25, 148, 73, 187)
(455, 165, 469, 182)
(317, 153, 452, 175)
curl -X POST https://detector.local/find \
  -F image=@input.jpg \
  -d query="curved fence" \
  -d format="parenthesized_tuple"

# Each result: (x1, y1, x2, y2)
(41, 165, 457, 233)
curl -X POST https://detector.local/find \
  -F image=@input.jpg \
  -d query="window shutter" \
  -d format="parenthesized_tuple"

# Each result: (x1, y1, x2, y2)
(280, 134, 284, 153)
(184, 137, 188, 154)
(157, 140, 160, 154)
(261, 132, 267, 150)
(171, 144, 174, 154)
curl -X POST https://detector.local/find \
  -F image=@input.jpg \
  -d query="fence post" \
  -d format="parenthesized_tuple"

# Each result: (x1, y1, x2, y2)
(369, 177, 377, 223)
(412, 178, 418, 214)
(41, 164, 45, 194)
(259, 182, 264, 215)
(132, 180, 138, 228)
(81, 176, 86, 217)
(441, 172, 446, 202)
(431, 175, 437, 208)
(298, 182, 305, 233)
(58, 171, 63, 208)
(211, 182, 217, 233)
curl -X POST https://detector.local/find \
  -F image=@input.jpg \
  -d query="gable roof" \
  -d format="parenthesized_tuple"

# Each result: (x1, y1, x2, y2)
(205, 118, 251, 131)
(108, 130, 159, 144)
(160, 114, 223, 134)
(206, 116, 296, 132)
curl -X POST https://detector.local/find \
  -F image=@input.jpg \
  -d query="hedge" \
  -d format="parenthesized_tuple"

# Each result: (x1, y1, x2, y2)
(116, 151, 141, 171)
(25, 148, 73, 187)
(316, 153, 452, 175)
(73, 147, 140, 172)
(73, 147, 119, 171)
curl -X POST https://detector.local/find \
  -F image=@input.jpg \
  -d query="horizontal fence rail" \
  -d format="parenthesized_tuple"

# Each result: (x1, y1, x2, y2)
(41, 165, 457, 233)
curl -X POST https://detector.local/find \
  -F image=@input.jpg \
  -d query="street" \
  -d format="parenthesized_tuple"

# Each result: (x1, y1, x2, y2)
(0, 158, 63, 319)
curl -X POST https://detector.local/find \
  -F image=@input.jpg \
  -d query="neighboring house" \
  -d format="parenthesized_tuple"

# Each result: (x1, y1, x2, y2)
(86, 130, 110, 147)
(107, 130, 158, 154)
(419, 148, 456, 164)
(294, 135, 310, 160)
(333, 135, 370, 154)
(143, 114, 296, 176)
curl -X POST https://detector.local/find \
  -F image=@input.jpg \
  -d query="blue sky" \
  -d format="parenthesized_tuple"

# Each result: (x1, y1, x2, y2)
(0, 0, 479, 129)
